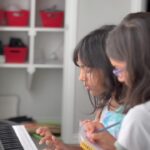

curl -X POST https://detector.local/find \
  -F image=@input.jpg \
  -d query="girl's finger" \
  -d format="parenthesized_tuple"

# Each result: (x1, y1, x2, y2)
(39, 135, 52, 145)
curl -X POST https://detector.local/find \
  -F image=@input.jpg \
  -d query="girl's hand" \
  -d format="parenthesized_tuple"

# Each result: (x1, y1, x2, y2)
(36, 126, 52, 136)
(36, 127, 69, 150)
(85, 122, 116, 150)
(89, 131, 116, 150)
(43, 136, 71, 150)
(36, 126, 53, 145)
(81, 120, 103, 134)
(81, 121, 116, 150)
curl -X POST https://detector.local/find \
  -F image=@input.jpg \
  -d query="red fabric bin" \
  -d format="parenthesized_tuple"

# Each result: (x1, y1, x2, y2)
(4, 46, 28, 63)
(40, 11, 64, 27)
(0, 10, 4, 25)
(5, 10, 29, 26)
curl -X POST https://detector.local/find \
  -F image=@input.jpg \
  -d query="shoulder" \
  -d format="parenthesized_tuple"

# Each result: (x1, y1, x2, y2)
(124, 101, 150, 124)
(116, 101, 150, 150)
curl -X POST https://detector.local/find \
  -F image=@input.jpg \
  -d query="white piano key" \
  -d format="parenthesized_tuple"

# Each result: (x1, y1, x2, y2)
(12, 125, 38, 150)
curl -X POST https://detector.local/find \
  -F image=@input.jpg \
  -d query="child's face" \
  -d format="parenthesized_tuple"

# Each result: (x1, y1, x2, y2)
(109, 58, 129, 86)
(77, 58, 106, 96)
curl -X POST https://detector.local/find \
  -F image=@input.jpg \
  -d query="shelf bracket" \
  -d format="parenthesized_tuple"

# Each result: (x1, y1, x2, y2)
(26, 66, 36, 89)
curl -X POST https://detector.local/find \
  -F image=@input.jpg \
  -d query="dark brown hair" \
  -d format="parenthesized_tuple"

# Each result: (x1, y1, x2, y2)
(73, 25, 124, 113)
(106, 12, 150, 111)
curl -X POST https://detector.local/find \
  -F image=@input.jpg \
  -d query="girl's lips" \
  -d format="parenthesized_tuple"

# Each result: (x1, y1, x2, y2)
(83, 82, 91, 90)
(85, 85, 90, 90)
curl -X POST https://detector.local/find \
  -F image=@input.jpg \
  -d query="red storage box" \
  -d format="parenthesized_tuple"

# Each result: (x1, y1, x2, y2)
(5, 10, 29, 26)
(40, 11, 64, 27)
(4, 46, 28, 63)
(0, 10, 4, 25)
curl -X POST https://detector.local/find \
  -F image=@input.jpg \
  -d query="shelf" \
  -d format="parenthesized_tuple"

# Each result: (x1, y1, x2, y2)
(0, 63, 63, 69)
(0, 63, 29, 68)
(35, 27, 65, 32)
(0, 27, 30, 32)
(0, 27, 65, 32)
(34, 64, 63, 69)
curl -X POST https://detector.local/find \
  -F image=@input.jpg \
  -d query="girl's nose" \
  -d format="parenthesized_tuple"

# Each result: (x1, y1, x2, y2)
(79, 69, 86, 81)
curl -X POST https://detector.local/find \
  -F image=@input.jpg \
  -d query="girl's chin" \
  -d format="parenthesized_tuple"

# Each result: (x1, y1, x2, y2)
(85, 87, 90, 91)
(89, 90, 99, 96)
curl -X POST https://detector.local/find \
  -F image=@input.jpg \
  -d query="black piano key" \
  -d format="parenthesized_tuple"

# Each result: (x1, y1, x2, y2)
(0, 122, 24, 150)
(0, 140, 4, 150)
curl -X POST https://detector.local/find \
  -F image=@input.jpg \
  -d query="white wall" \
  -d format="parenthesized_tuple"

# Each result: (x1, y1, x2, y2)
(0, 68, 62, 122)
(76, 0, 131, 41)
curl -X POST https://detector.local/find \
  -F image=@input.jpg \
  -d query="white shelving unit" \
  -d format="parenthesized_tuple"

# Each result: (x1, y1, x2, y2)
(0, 0, 67, 127)
(0, 0, 65, 71)
(0, 0, 79, 143)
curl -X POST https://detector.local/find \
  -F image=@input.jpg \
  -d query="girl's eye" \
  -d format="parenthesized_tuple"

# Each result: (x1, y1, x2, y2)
(85, 68, 92, 74)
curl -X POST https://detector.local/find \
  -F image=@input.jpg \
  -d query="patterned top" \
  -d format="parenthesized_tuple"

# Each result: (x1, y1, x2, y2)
(100, 105, 125, 138)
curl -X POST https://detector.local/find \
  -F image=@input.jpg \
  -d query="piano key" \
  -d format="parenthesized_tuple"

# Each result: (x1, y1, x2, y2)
(0, 140, 4, 150)
(0, 121, 38, 150)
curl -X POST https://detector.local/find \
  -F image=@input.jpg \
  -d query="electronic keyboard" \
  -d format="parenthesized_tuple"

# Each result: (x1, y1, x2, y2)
(0, 121, 38, 150)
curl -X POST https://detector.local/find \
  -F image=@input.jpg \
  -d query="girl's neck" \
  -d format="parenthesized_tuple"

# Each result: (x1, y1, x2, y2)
(108, 97, 121, 111)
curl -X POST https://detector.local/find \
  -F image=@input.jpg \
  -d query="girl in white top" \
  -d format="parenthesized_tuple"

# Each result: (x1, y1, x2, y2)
(105, 12, 150, 150)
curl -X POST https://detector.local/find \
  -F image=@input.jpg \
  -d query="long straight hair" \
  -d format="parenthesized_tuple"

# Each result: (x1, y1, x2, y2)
(106, 12, 150, 111)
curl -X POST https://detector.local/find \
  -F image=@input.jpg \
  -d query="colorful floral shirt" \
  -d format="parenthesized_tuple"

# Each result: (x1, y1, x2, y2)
(100, 105, 125, 138)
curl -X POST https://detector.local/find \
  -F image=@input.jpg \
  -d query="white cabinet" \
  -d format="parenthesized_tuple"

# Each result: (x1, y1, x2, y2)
(0, 0, 65, 70)
(0, 0, 67, 121)
(0, 0, 66, 123)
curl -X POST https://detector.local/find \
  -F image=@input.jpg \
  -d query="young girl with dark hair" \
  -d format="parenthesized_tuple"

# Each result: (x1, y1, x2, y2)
(104, 12, 150, 150)
(73, 25, 124, 113)
(35, 25, 126, 150)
